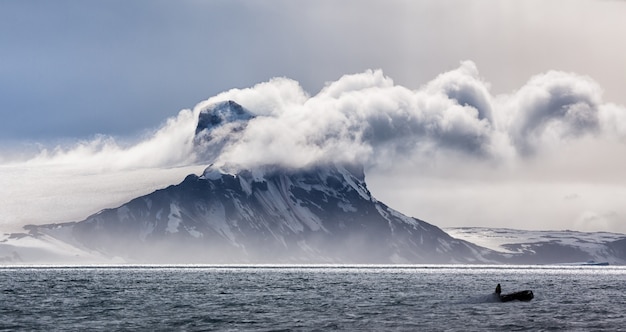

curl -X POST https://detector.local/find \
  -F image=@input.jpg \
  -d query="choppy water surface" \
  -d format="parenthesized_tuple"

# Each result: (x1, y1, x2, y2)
(1, 265, 625, 331)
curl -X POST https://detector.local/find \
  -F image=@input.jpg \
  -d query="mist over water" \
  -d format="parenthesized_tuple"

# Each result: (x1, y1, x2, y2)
(2, 265, 625, 331)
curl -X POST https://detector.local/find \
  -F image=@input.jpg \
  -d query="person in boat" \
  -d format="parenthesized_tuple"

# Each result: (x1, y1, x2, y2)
(494, 283, 534, 302)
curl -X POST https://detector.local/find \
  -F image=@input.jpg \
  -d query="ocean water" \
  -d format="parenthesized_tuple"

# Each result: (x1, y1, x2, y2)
(1, 265, 625, 331)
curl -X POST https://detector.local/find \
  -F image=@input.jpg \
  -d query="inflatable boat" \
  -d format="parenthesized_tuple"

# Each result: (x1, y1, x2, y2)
(495, 283, 533, 302)
(499, 290, 534, 302)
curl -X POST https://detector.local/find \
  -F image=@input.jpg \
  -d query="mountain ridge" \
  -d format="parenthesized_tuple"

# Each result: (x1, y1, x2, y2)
(21, 162, 498, 264)
(446, 227, 626, 265)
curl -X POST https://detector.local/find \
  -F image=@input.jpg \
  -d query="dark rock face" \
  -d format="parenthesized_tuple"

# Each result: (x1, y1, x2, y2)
(195, 100, 254, 136)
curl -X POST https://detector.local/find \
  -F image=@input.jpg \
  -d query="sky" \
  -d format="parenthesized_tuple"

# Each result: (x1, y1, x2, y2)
(1, 0, 626, 234)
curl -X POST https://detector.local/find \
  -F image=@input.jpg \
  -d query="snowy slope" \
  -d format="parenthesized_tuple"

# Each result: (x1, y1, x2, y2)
(446, 227, 626, 265)
(24, 163, 496, 264)
(0, 231, 118, 264)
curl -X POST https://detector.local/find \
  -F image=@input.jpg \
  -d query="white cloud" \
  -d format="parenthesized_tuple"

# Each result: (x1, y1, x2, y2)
(205, 64, 496, 170)
(504, 71, 603, 155)
(24, 108, 200, 171)
(0, 164, 205, 233)
(0, 107, 205, 231)
(599, 102, 626, 139)
(193, 61, 624, 174)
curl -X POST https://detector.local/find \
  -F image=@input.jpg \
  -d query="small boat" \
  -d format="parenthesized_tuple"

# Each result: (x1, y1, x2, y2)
(495, 283, 533, 302)
(499, 290, 534, 302)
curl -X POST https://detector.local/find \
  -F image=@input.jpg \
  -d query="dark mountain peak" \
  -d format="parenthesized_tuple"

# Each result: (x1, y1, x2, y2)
(194, 100, 255, 162)
(195, 100, 254, 135)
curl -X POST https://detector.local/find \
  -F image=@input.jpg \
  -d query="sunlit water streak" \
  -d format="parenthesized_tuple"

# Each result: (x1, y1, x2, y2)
(1, 265, 625, 331)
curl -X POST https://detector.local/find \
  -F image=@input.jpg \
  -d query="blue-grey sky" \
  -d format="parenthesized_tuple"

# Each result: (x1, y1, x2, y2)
(1, 0, 626, 234)
(2, 0, 625, 141)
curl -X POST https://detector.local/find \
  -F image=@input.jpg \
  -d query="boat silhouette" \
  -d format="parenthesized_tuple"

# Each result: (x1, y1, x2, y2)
(495, 283, 534, 302)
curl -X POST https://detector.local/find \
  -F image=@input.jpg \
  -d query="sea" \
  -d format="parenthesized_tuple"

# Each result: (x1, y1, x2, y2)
(1, 265, 625, 331)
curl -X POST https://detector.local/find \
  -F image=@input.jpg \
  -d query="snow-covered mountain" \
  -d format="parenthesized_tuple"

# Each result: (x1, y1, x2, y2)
(446, 227, 626, 265)
(21, 162, 499, 264)
(4, 100, 625, 265)
(0, 231, 116, 264)
(6, 100, 499, 264)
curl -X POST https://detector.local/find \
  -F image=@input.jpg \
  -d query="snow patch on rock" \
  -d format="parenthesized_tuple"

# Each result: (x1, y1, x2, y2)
(166, 203, 182, 233)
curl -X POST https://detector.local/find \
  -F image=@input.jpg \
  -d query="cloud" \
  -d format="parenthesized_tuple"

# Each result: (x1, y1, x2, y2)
(504, 71, 603, 155)
(202, 64, 497, 170)
(10, 60, 615, 178)
(0, 108, 205, 230)
(191, 61, 624, 173)
(425, 61, 494, 123)
(599, 102, 626, 139)
(575, 210, 622, 232)
(21, 108, 199, 171)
